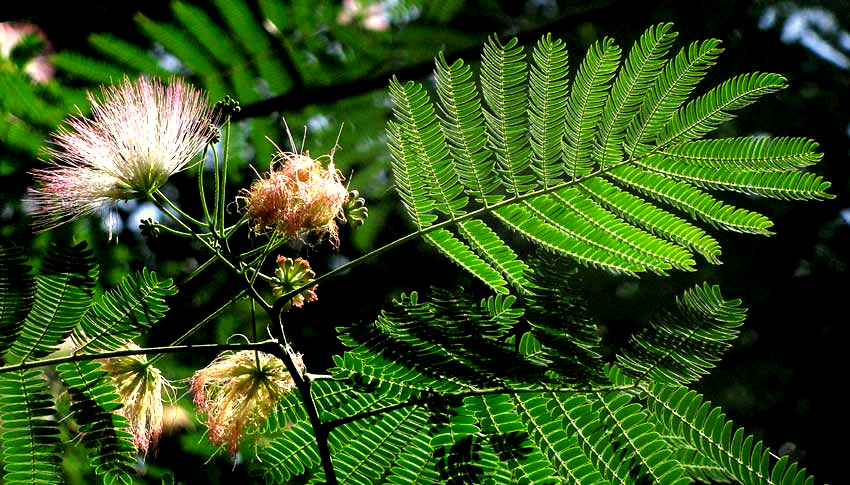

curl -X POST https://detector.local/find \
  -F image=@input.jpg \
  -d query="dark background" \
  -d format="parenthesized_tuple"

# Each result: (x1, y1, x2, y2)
(2, 1, 847, 483)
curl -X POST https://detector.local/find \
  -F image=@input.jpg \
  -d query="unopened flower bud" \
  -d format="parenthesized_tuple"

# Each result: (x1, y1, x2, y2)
(271, 255, 317, 310)
(342, 189, 368, 227)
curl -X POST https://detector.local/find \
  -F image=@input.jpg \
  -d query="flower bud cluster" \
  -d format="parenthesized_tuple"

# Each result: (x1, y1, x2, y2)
(271, 255, 318, 310)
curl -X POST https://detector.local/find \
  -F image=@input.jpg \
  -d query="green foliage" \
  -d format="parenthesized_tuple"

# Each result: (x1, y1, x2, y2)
(0, 17, 829, 485)
(56, 360, 136, 484)
(0, 242, 173, 483)
(0, 243, 34, 354)
(4, 242, 97, 365)
(643, 380, 815, 485)
(617, 283, 746, 384)
(72, 268, 176, 354)
(0, 69, 86, 175)
(387, 24, 831, 286)
(0, 370, 62, 485)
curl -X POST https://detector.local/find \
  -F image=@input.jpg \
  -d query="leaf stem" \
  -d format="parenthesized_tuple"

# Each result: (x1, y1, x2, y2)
(323, 384, 638, 433)
(0, 340, 280, 374)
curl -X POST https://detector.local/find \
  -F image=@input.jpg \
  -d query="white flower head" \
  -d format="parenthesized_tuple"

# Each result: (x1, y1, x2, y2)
(27, 77, 216, 236)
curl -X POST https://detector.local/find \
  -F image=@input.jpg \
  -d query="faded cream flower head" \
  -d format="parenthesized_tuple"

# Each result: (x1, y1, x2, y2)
(242, 148, 349, 247)
(191, 350, 305, 455)
(27, 77, 215, 235)
(101, 346, 174, 454)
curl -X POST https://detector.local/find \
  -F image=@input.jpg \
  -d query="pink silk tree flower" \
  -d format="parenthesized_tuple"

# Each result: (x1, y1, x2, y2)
(26, 77, 216, 236)
(191, 350, 306, 456)
(242, 151, 349, 247)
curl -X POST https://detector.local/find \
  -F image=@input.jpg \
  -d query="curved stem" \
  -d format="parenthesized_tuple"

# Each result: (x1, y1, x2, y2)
(198, 146, 213, 228)
(151, 191, 237, 273)
(219, 120, 231, 234)
(265, 316, 337, 484)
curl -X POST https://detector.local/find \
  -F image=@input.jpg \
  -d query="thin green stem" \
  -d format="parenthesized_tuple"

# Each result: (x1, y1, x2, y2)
(153, 189, 208, 229)
(0, 340, 279, 374)
(147, 288, 248, 367)
(219, 120, 231, 234)
(224, 215, 249, 239)
(212, 133, 222, 235)
(151, 191, 238, 273)
(198, 146, 213, 227)
(146, 222, 196, 238)
(179, 255, 218, 286)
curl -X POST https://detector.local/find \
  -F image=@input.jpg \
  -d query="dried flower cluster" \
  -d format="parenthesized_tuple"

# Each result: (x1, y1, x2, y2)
(191, 350, 305, 455)
(272, 255, 318, 310)
(102, 347, 173, 454)
(27, 77, 215, 235)
(243, 151, 349, 246)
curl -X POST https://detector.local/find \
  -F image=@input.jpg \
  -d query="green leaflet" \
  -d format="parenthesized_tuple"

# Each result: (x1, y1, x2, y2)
(659, 136, 823, 171)
(56, 361, 136, 484)
(563, 37, 621, 178)
(334, 406, 427, 485)
(469, 394, 558, 483)
(310, 277, 808, 483)
(387, 23, 828, 289)
(4, 242, 97, 365)
(637, 153, 833, 201)
(434, 53, 502, 206)
(88, 33, 170, 77)
(0, 370, 62, 485)
(256, 421, 322, 483)
(528, 34, 570, 186)
(480, 36, 534, 196)
(0, 243, 34, 356)
(594, 22, 678, 166)
(644, 382, 815, 485)
(656, 72, 788, 146)
(72, 268, 176, 354)
(617, 283, 746, 385)
(624, 37, 723, 156)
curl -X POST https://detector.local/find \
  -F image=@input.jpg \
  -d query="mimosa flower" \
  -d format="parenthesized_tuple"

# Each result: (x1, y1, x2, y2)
(242, 150, 349, 247)
(102, 347, 174, 454)
(26, 77, 216, 236)
(191, 350, 305, 455)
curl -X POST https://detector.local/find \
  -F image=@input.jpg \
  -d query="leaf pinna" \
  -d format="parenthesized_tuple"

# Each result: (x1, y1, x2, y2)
(388, 23, 831, 288)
